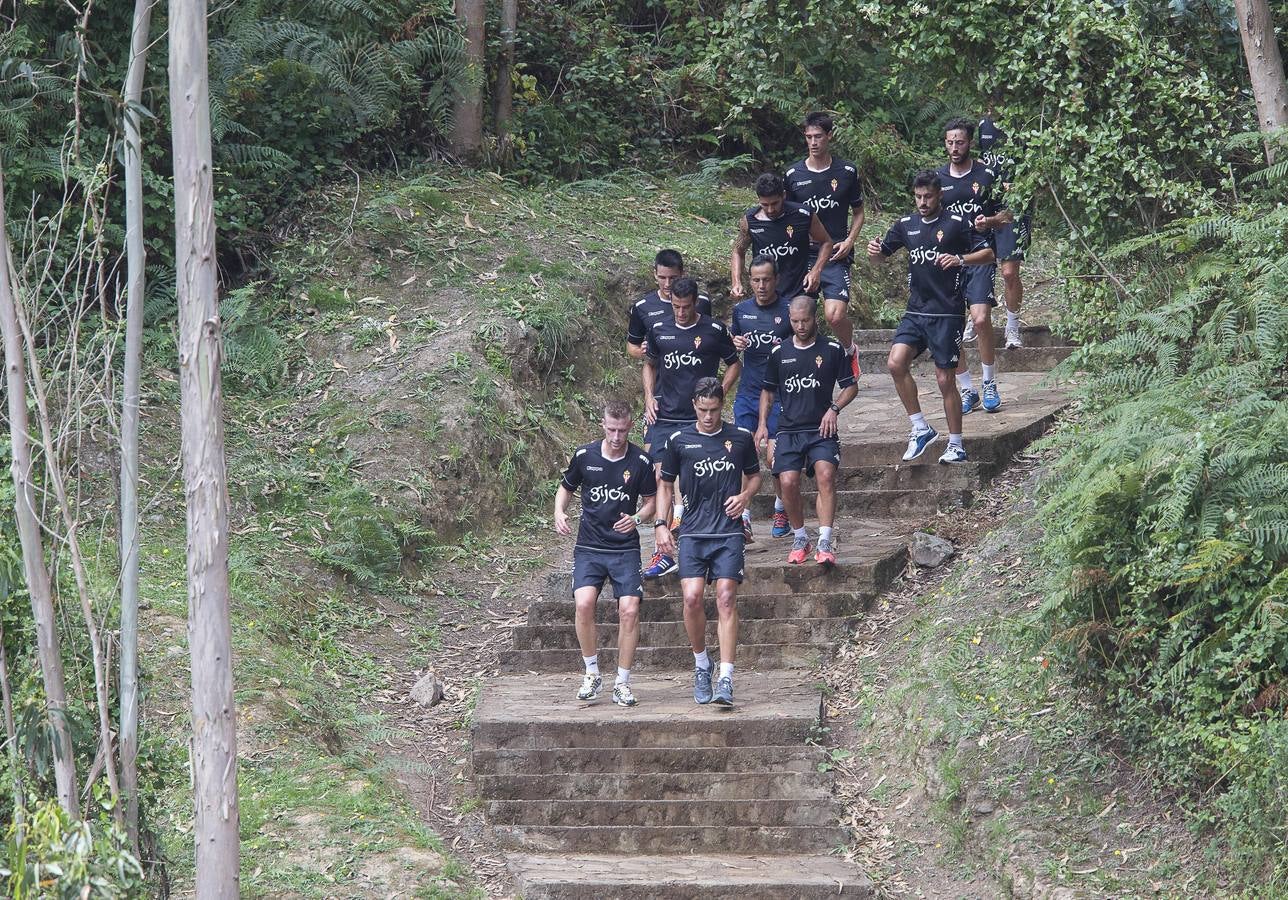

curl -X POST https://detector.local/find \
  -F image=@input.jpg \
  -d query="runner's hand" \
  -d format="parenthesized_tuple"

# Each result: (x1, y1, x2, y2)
(730, 281, 746, 300)
(803, 268, 821, 293)
(819, 409, 839, 438)
(554, 511, 572, 535)
(866, 238, 883, 260)
(974, 214, 992, 231)
(754, 426, 769, 452)
(644, 396, 659, 425)
(724, 493, 749, 519)
(829, 238, 854, 263)
(654, 525, 675, 556)
(732, 333, 750, 352)
(937, 253, 962, 270)
(612, 513, 637, 534)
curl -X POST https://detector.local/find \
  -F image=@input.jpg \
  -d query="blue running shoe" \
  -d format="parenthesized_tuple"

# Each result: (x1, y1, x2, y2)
(902, 427, 939, 462)
(642, 550, 677, 578)
(982, 380, 1001, 412)
(694, 660, 714, 704)
(939, 443, 969, 465)
(713, 676, 734, 707)
(770, 511, 791, 538)
(961, 388, 981, 414)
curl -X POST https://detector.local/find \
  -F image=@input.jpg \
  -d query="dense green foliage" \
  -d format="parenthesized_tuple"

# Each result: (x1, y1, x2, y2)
(1039, 143, 1288, 883)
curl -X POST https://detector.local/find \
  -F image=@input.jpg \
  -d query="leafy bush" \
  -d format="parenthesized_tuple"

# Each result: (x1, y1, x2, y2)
(1, 801, 144, 898)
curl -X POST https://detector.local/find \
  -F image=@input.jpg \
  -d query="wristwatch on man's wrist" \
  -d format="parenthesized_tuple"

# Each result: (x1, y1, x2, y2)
(956, 254, 965, 266)
(653, 519, 668, 529)
(631, 513, 641, 526)
(829, 402, 841, 413)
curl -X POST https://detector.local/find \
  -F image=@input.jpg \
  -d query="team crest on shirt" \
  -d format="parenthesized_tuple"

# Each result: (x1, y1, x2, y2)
(971, 182, 980, 194)
(815, 355, 823, 368)
(622, 470, 631, 483)
(786, 224, 794, 238)
(724, 440, 733, 453)
(936, 229, 944, 243)
(830, 178, 838, 192)
(694, 335, 703, 349)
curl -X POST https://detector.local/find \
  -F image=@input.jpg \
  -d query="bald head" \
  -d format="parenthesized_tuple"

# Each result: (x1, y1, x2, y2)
(789, 295, 816, 316)
(788, 295, 818, 344)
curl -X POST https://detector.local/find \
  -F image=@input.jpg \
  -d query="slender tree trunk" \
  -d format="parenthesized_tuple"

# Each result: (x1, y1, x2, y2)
(494, 0, 517, 138)
(0, 622, 25, 832)
(120, 0, 154, 854)
(0, 164, 80, 819)
(169, 0, 240, 894)
(451, 0, 485, 159)
(1234, 0, 1288, 164)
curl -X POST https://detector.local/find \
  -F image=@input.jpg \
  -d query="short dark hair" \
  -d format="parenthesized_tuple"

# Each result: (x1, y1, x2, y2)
(803, 111, 834, 133)
(944, 117, 974, 140)
(912, 170, 942, 192)
(755, 172, 786, 198)
(749, 253, 777, 274)
(603, 399, 632, 421)
(655, 249, 684, 270)
(671, 277, 699, 301)
(692, 377, 724, 403)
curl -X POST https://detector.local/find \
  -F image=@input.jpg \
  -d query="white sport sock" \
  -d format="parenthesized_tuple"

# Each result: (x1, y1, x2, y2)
(583, 655, 599, 676)
(773, 497, 785, 512)
(1006, 310, 1020, 328)
(819, 526, 834, 544)
(694, 649, 711, 669)
(957, 372, 975, 391)
(742, 509, 751, 523)
(616, 667, 630, 685)
(794, 526, 808, 540)
(982, 363, 996, 383)
(672, 501, 684, 523)
(910, 412, 929, 431)
(949, 433, 964, 448)
(719, 662, 734, 680)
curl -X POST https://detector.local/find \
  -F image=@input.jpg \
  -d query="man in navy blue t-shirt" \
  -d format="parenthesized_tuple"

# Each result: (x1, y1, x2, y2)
(555, 401, 658, 707)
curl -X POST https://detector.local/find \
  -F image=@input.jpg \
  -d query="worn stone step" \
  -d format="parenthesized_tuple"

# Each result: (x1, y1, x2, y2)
(504, 642, 825, 674)
(508, 853, 873, 899)
(477, 771, 831, 802)
(494, 824, 849, 855)
(758, 460, 983, 493)
(488, 797, 836, 827)
(854, 324, 1067, 348)
(472, 744, 829, 777)
(510, 617, 855, 651)
(472, 672, 822, 750)
(526, 591, 873, 625)
(747, 487, 969, 519)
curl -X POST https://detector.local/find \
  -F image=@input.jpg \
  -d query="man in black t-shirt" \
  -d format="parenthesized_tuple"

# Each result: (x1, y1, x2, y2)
(625, 249, 713, 360)
(868, 171, 995, 465)
(654, 379, 762, 708)
(785, 111, 865, 378)
(731, 172, 832, 304)
(642, 277, 741, 577)
(757, 296, 857, 567)
(555, 401, 658, 707)
(939, 117, 1012, 415)
(978, 116, 1030, 351)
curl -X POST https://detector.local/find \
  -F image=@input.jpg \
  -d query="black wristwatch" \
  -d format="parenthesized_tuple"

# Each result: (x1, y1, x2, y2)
(829, 402, 841, 413)
(653, 519, 668, 529)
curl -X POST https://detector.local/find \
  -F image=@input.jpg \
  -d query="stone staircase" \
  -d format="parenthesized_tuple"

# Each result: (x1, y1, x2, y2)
(472, 326, 1071, 897)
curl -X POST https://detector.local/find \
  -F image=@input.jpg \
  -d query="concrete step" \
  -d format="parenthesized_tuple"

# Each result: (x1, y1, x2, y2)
(472, 672, 822, 750)
(477, 771, 831, 802)
(757, 460, 983, 493)
(504, 642, 825, 674)
(488, 797, 837, 827)
(472, 744, 829, 777)
(510, 617, 855, 651)
(526, 591, 873, 625)
(494, 824, 850, 855)
(854, 324, 1068, 348)
(855, 344, 1072, 374)
(508, 853, 873, 899)
(747, 487, 969, 519)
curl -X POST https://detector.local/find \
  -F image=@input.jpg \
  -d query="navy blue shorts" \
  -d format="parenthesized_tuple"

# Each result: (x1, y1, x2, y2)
(963, 263, 996, 307)
(772, 430, 841, 478)
(644, 418, 693, 460)
(678, 535, 745, 583)
(808, 250, 852, 304)
(733, 392, 780, 436)
(573, 548, 643, 598)
(995, 215, 1032, 262)
(893, 312, 964, 370)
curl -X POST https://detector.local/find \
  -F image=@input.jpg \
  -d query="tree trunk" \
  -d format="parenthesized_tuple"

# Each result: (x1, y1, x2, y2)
(1234, 0, 1288, 164)
(451, 0, 486, 159)
(0, 620, 25, 831)
(494, 0, 517, 138)
(169, 0, 240, 894)
(120, 0, 154, 854)
(0, 164, 80, 819)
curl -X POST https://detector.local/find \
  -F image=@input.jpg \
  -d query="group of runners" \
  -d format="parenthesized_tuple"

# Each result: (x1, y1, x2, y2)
(553, 112, 1031, 708)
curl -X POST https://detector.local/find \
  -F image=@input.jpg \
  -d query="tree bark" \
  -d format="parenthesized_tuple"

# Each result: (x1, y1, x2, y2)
(0, 164, 80, 819)
(120, 0, 154, 854)
(169, 0, 240, 894)
(0, 620, 25, 831)
(451, 0, 486, 159)
(494, 0, 517, 138)
(1234, 0, 1288, 164)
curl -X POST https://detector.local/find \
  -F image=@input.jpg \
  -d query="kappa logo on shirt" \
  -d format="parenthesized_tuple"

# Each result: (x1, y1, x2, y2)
(586, 466, 603, 472)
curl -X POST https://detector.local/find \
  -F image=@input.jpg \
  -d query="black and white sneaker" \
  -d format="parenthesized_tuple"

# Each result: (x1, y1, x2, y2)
(713, 676, 734, 707)
(577, 673, 602, 701)
(612, 683, 637, 707)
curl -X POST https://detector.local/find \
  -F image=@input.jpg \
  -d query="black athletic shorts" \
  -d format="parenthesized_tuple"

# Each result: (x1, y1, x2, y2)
(995, 215, 1032, 262)
(678, 535, 745, 583)
(772, 430, 841, 478)
(808, 249, 852, 304)
(963, 263, 996, 307)
(892, 312, 964, 370)
(572, 548, 643, 598)
(644, 418, 693, 460)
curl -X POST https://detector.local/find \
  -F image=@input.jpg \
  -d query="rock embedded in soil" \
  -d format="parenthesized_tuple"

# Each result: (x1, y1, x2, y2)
(910, 531, 955, 568)
(411, 673, 446, 707)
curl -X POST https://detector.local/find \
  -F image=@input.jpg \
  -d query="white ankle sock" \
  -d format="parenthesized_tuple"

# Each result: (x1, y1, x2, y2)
(982, 363, 996, 382)
(1006, 310, 1020, 328)
(819, 526, 834, 543)
(583, 655, 599, 676)
(910, 412, 929, 431)
(957, 372, 975, 391)
(949, 433, 963, 448)
(694, 649, 710, 669)
(773, 497, 785, 512)
(794, 526, 808, 540)
(616, 667, 630, 685)
(719, 662, 734, 680)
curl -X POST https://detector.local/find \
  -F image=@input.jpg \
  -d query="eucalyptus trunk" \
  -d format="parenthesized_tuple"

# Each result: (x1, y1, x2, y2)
(494, 0, 517, 137)
(451, 0, 485, 159)
(1234, 0, 1288, 164)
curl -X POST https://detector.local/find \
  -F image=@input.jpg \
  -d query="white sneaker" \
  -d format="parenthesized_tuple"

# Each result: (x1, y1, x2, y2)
(612, 683, 637, 707)
(938, 443, 968, 465)
(1004, 320, 1023, 349)
(577, 673, 602, 700)
(962, 317, 976, 343)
